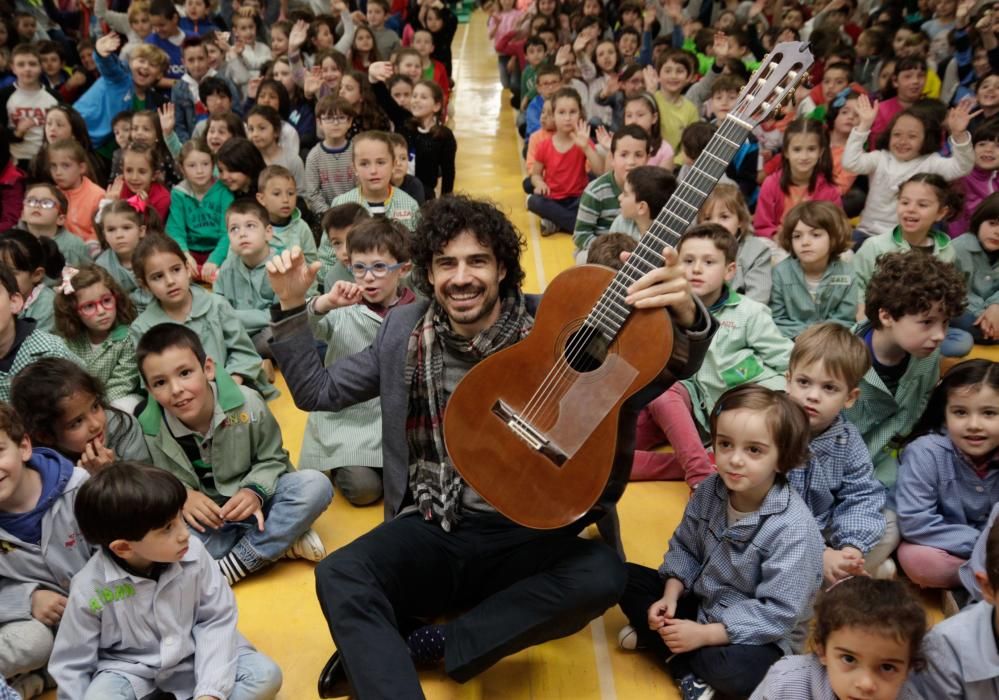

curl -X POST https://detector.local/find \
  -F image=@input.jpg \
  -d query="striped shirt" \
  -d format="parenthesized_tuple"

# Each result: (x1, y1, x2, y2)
(573, 172, 622, 252)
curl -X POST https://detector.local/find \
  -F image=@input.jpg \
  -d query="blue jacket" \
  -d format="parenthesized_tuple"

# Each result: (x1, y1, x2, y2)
(897, 432, 999, 557)
(75, 51, 165, 148)
(525, 94, 545, 139)
(661, 474, 824, 653)
(145, 32, 185, 81)
(786, 414, 886, 553)
(960, 502, 999, 602)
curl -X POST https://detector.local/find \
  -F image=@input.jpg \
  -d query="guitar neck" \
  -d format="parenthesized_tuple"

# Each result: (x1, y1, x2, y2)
(586, 116, 753, 339)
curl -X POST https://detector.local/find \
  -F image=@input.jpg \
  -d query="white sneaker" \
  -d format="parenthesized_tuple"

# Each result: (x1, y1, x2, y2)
(872, 558, 896, 580)
(617, 624, 639, 650)
(540, 218, 558, 236)
(285, 529, 326, 562)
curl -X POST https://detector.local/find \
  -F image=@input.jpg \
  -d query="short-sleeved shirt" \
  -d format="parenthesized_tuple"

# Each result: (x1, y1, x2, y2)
(535, 138, 590, 200)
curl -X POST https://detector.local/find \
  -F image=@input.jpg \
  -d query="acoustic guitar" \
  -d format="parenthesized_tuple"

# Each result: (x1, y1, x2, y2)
(444, 42, 815, 529)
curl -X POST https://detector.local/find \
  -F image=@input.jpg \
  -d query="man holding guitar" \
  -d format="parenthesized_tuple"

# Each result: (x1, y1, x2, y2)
(266, 194, 717, 699)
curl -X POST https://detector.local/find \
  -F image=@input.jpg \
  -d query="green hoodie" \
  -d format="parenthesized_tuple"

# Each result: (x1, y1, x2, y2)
(165, 180, 234, 265)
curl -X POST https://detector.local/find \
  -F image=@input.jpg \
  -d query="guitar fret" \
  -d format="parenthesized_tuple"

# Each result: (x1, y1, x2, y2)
(703, 150, 728, 167)
(716, 134, 742, 149)
(682, 182, 709, 198)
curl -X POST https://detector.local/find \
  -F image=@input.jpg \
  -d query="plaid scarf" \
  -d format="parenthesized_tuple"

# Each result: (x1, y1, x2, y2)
(405, 290, 534, 531)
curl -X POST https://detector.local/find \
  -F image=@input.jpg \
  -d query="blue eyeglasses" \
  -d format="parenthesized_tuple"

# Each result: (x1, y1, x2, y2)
(351, 261, 405, 278)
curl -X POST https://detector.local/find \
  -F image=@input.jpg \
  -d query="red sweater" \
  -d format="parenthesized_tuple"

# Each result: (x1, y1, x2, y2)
(0, 161, 25, 234)
(122, 181, 171, 225)
(752, 171, 843, 239)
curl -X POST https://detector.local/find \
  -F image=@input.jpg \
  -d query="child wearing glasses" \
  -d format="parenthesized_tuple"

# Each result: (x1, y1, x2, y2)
(51, 265, 142, 410)
(215, 199, 316, 362)
(305, 95, 357, 215)
(298, 217, 415, 506)
(18, 183, 91, 268)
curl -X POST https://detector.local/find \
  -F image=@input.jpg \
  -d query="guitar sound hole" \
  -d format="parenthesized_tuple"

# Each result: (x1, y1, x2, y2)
(563, 325, 609, 373)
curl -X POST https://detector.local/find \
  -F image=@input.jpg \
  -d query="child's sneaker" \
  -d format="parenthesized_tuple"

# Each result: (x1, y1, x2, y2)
(872, 558, 896, 580)
(677, 673, 715, 700)
(285, 528, 326, 562)
(539, 218, 558, 236)
(11, 671, 46, 699)
(617, 624, 640, 650)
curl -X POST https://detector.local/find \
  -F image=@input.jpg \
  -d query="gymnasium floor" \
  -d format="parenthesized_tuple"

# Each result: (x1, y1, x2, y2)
(231, 10, 692, 699)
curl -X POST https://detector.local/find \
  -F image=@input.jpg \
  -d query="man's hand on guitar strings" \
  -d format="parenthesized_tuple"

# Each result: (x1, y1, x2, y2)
(623, 246, 697, 329)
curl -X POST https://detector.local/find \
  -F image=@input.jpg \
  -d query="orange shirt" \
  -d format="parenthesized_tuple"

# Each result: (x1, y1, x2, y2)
(61, 177, 105, 242)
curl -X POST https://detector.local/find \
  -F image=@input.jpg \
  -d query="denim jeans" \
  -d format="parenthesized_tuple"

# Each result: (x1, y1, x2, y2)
(527, 195, 581, 233)
(193, 470, 332, 572)
(941, 326, 975, 357)
(82, 650, 283, 700)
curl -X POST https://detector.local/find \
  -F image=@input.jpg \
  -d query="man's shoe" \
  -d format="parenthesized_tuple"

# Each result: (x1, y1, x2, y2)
(318, 650, 353, 698)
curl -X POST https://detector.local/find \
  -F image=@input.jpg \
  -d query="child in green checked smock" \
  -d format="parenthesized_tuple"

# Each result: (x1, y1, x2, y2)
(52, 265, 142, 411)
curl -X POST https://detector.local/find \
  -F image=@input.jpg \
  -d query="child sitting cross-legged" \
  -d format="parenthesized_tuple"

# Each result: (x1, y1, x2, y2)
(0, 402, 92, 700)
(129, 234, 277, 400)
(134, 324, 333, 585)
(785, 323, 895, 583)
(48, 462, 284, 698)
(750, 577, 927, 700)
(301, 218, 417, 506)
(214, 200, 316, 364)
(631, 223, 793, 486)
(618, 384, 824, 699)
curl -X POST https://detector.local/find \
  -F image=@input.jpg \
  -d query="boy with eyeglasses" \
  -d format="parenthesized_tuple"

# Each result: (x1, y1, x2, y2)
(18, 183, 90, 268)
(297, 216, 416, 506)
(215, 199, 316, 363)
(305, 95, 358, 216)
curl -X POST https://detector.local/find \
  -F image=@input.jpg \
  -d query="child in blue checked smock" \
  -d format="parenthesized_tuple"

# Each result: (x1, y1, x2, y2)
(48, 462, 283, 700)
(785, 323, 895, 583)
(618, 385, 824, 700)
(301, 218, 417, 507)
(751, 577, 928, 700)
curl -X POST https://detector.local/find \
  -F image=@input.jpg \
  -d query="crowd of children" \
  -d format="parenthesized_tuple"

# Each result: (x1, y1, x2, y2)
(0, 0, 996, 697)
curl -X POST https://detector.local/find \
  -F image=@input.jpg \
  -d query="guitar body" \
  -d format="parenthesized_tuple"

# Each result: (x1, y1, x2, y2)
(444, 265, 674, 529)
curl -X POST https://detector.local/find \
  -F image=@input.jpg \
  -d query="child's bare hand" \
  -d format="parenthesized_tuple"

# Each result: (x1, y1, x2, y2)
(304, 69, 323, 97)
(95, 32, 122, 57)
(595, 125, 612, 150)
(660, 618, 707, 653)
(977, 304, 999, 338)
(183, 489, 224, 532)
(642, 64, 659, 93)
(247, 76, 263, 98)
(368, 61, 394, 83)
(77, 437, 116, 474)
(945, 97, 980, 137)
(200, 261, 219, 283)
(571, 119, 590, 148)
(157, 103, 175, 136)
(107, 177, 125, 200)
(533, 180, 550, 196)
(220, 488, 265, 531)
(855, 94, 878, 130)
(31, 589, 67, 626)
(289, 20, 309, 51)
(317, 280, 363, 312)
(646, 595, 676, 631)
(823, 546, 867, 583)
(231, 374, 244, 385)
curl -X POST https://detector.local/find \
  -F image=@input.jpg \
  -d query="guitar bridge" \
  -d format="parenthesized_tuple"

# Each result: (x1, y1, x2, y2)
(492, 400, 568, 466)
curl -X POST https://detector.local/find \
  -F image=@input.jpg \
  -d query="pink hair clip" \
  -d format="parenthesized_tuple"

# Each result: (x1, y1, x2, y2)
(56, 266, 80, 296)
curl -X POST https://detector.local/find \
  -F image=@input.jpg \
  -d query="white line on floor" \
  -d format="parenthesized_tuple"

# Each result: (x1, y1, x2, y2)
(590, 616, 618, 700)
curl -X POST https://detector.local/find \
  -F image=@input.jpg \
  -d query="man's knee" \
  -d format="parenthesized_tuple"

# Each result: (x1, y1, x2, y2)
(567, 542, 628, 611)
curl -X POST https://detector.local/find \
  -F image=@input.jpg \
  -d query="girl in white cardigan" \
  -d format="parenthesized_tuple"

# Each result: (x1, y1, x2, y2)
(844, 94, 975, 245)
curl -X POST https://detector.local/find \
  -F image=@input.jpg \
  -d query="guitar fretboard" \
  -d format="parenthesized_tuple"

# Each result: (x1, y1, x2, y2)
(585, 116, 753, 340)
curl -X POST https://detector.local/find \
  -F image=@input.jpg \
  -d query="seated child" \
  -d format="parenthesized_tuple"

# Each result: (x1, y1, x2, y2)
(301, 218, 416, 506)
(896, 359, 999, 595)
(750, 577, 927, 700)
(18, 183, 90, 268)
(587, 233, 636, 270)
(772, 201, 857, 338)
(94, 200, 155, 313)
(129, 234, 277, 400)
(0, 230, 62, 333)
(165, 140, 234, 283)
(697, 184, 771, 304)
(388, 132, 426, 205)
(104, 142, 172, 228)
(949, 117, 999, 238)
(51, 265, 141, 408)
(134, 324, 333, 584)
(330, 131, 420, 230)
(573, 125, 650, 263)
(607, 165, 676, 240)
(319, 203, 371, 289)
(844, 251, 967, 490)
(631, 224, 793, 485)
(255, 165, 319, 262)
(48, 139, 105, 250)
(48, 462, 284, 698)
(785, 323, 894, 582)
(215, 200, 316, 360)
(304, 95, 357, 215)
(960, 502, 999, 602)
(0, 402, 91, 700)
(953, 193, 999, 345)
(618, 385, 824, 698)
(915, 521, 999, 697)
(0, 266, 78, 402)
(11, 358, 150, 474)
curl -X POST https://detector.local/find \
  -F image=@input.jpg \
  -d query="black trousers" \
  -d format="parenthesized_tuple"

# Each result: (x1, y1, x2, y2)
(315, 512, 628, 699)
(618, 563, 783, 698)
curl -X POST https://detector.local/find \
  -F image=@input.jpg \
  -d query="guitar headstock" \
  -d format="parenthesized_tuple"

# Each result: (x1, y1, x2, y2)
(728, 42, 814, 127)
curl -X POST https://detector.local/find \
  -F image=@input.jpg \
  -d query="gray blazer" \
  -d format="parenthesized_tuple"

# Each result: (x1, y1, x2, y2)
(271, 295, 717, 522)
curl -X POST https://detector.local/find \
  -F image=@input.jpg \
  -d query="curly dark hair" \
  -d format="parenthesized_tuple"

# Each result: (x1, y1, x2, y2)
(410, 195, 526, 299)
(813, 577, 926, 670)
(865, 251, 966, 329)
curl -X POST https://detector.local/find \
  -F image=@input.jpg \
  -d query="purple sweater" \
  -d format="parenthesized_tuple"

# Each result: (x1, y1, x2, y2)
(949, 167, 999, 238)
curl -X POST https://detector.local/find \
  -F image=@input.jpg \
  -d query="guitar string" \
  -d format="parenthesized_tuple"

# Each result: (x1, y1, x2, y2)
(518, 114, 754, 430)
